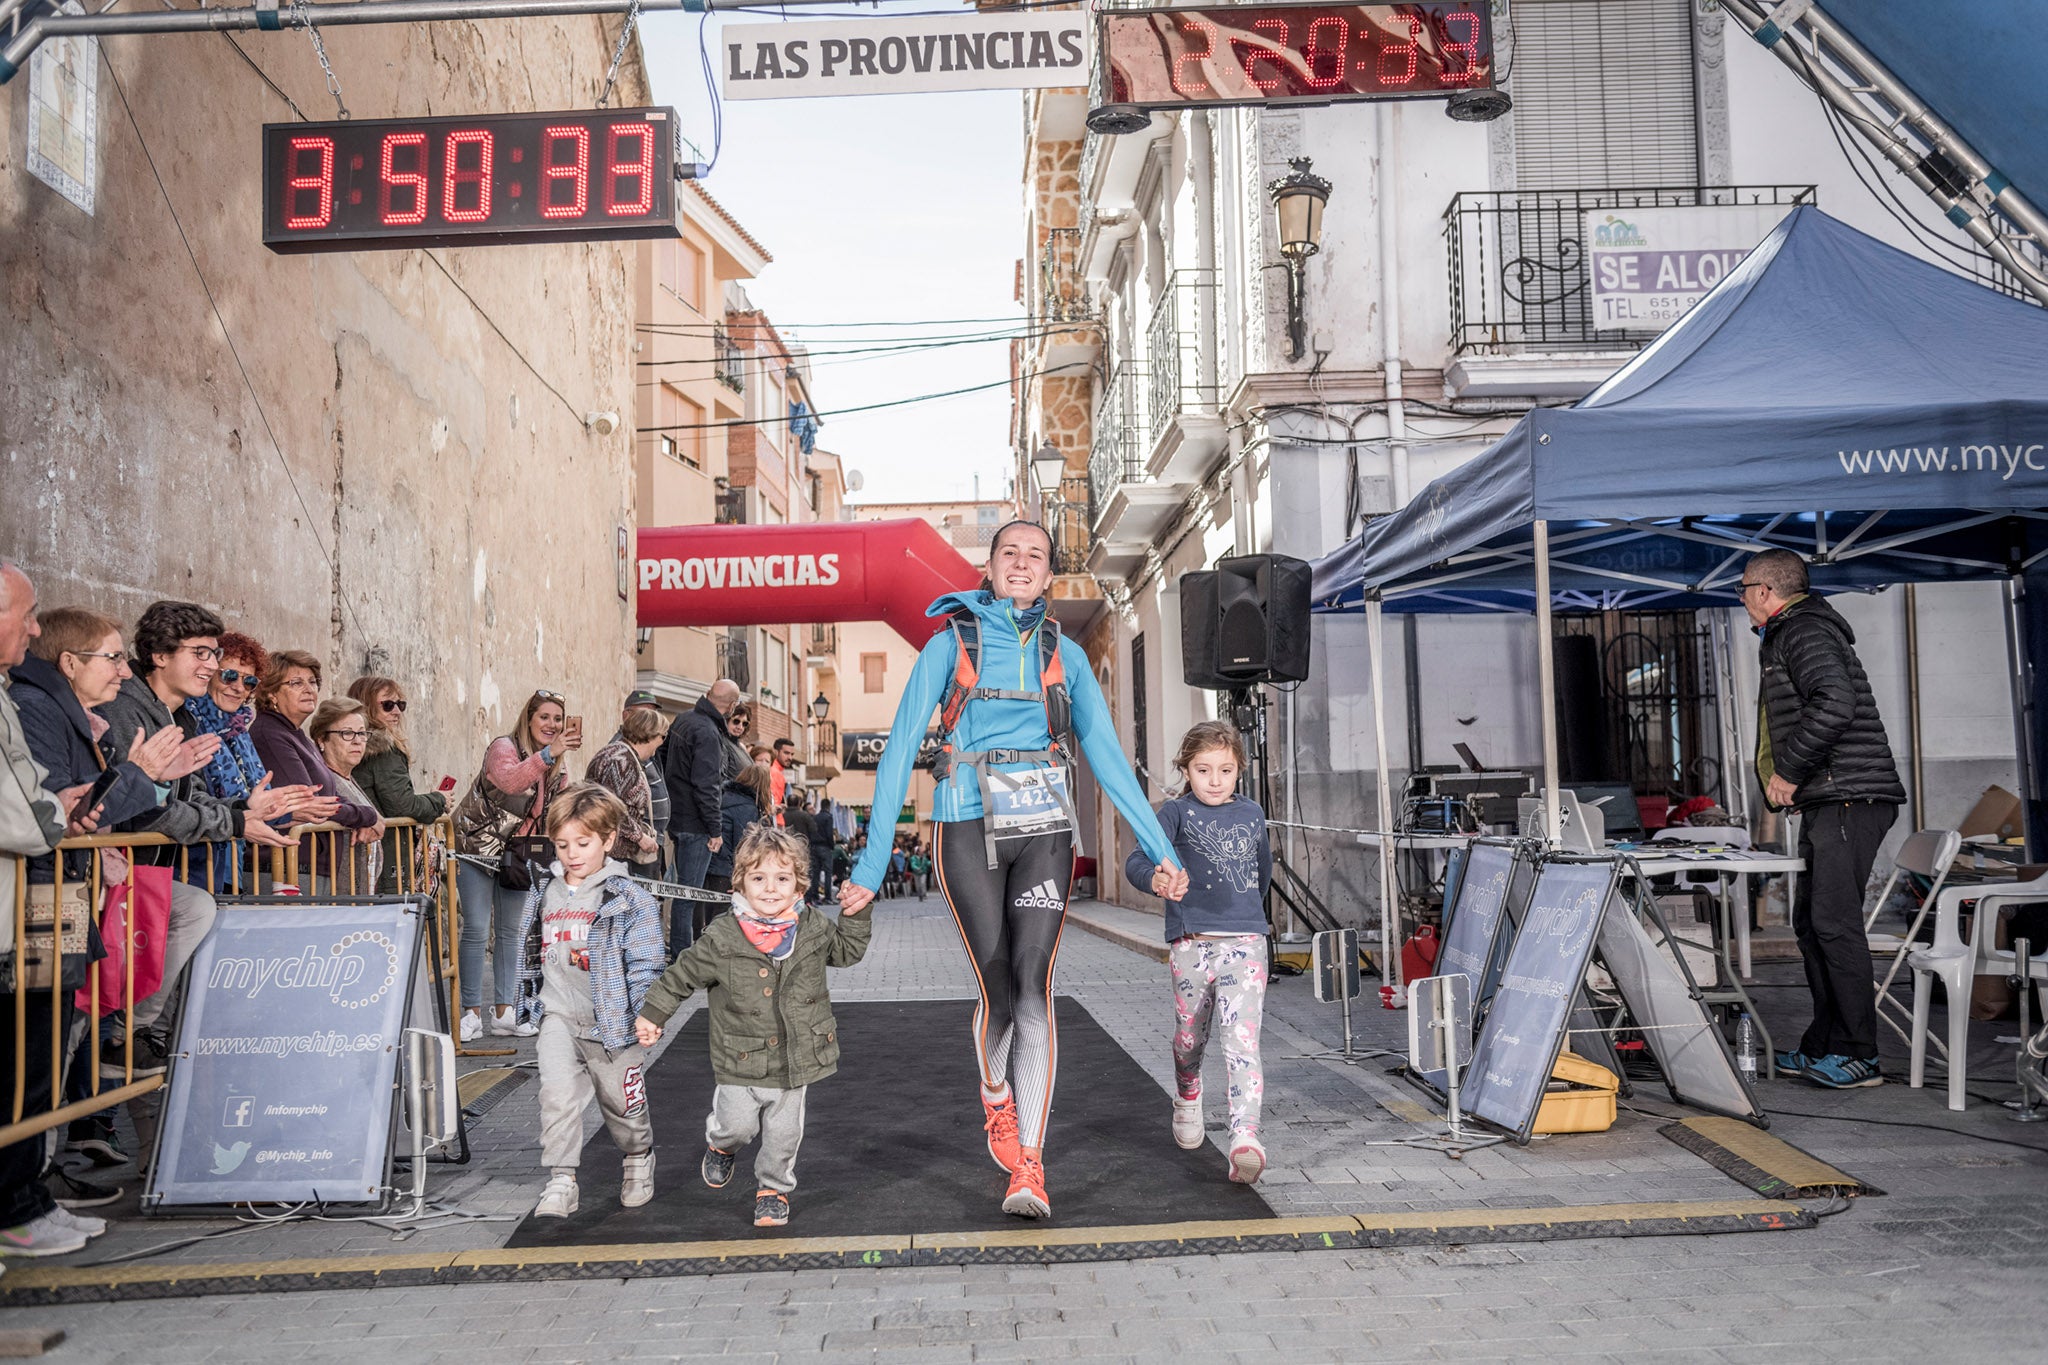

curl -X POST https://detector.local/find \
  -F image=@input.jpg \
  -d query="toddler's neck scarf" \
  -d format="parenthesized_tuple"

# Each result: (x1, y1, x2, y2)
(733, 900, 800, 959)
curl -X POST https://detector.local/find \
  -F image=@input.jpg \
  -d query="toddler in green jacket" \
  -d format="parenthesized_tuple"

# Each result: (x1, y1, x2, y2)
(635, 824, 871, 1227)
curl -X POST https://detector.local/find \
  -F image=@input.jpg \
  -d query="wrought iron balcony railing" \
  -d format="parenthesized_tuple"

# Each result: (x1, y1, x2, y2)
(1050, 473, 1092, 574)
(1088, 360, 1147, 527)
(1443, 185, 1816, 355)
(807, 622, 838, 657)
(716, 632, 750, 693)
(713, 324, 746, 392)
(1038, 227, 1092, 324)
(714, 488, 747, 525)
(1145, 268, 1219, 445)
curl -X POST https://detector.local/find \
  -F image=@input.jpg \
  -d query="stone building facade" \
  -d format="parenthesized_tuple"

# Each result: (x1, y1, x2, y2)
(2, 19, 649, 781)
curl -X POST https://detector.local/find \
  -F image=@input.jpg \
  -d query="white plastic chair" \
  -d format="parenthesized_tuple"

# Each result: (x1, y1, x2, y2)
(1864, 828, 1962, 1051)
(1908, 873, 2048, 1111)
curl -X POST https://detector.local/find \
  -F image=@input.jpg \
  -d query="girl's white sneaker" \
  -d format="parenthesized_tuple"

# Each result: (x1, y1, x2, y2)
(459, 1012, 483, 1043)
(1228, 1135, 1266, 1185)
(1171, 1096, 1204, 1150)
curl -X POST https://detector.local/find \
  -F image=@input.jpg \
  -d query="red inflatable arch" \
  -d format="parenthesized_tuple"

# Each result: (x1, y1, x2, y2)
(635, 518, 983, 647)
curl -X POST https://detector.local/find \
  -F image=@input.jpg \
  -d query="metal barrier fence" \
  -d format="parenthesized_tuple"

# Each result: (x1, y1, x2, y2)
(1, 815, 461, 1150)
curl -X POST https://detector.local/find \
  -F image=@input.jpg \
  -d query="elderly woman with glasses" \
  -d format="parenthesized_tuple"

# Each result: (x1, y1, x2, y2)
(347, 675, 453, 893)
(309, 698, 383, 893)
(251, 649, 382, 889)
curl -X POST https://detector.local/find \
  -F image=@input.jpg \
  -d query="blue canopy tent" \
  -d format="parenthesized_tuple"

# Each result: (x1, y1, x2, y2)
(1310, 207, 2048, 932)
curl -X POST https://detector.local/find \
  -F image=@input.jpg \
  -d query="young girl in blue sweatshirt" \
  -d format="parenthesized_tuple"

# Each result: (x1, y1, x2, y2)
(1126, 720, 1272, 1184)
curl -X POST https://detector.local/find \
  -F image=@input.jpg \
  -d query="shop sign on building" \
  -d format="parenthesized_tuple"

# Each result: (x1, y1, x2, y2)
(842, 730, 941, 771)
(1586, 204, 1796, 332)
(720, 13, 1087, 100)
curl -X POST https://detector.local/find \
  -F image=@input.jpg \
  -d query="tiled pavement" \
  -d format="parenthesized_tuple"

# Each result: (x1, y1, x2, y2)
(6, 895, 2046, 1361)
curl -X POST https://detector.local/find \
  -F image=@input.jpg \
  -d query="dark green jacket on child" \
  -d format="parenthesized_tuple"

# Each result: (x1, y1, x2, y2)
(638, 902, 872, 1089)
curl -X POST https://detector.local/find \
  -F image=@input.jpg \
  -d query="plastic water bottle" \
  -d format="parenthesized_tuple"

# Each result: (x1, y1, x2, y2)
(1735, 1013, 1758, 1079)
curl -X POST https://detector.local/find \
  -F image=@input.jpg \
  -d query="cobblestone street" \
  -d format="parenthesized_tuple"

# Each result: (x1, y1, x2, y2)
(6, 897, 2045, 1362)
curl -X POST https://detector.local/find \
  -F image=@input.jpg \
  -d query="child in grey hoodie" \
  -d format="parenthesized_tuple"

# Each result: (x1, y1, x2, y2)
(514, 785, 666, 1218)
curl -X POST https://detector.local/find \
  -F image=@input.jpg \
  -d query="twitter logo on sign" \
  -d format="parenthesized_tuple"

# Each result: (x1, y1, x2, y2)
(212, 1141, 251, 1175)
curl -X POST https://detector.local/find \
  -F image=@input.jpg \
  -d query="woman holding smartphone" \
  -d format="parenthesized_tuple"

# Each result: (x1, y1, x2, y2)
(451, 689, 580, 1041)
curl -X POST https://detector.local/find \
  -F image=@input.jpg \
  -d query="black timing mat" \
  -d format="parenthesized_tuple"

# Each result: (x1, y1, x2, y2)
(505, 998, 1273, 1244)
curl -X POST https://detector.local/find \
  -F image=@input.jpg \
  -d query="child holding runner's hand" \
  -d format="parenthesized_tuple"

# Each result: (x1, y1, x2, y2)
(516, 784, 666, 1219)
(635, 826, 872, 1228)
(1126, 721, 1273, 1185)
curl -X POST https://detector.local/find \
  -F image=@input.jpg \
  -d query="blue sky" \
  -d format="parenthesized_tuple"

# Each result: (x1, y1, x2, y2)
(640, 9, 1026, 506)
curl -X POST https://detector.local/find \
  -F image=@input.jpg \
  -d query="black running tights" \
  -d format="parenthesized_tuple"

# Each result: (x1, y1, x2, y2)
(935, 819, 1074, 1151)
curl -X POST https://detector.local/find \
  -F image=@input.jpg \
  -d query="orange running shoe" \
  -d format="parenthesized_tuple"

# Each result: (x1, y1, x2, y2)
(982, 1093, 1021, 1173)
(1001, 1155, 1050, 1219)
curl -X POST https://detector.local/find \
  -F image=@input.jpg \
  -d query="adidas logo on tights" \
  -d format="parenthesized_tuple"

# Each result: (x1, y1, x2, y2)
(1015, 879, 1065, 911)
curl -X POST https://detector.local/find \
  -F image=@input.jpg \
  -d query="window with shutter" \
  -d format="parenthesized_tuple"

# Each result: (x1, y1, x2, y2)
(1510, 0, 1699, 190)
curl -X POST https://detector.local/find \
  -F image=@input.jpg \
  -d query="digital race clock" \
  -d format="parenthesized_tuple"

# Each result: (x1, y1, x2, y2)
(262, 107, 679, 254)
(1100, 2, 1494, 112)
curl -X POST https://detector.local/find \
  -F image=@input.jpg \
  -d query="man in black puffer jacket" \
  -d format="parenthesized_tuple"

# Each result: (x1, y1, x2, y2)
(1743, 549, 1905, 1090)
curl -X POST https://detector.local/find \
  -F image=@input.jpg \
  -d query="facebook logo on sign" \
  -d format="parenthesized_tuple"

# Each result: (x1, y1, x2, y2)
(224, 1096, 255, 1128)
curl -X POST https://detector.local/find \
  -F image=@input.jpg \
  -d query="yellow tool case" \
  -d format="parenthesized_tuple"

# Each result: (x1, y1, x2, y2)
(1532, 1049, 1620, 1134)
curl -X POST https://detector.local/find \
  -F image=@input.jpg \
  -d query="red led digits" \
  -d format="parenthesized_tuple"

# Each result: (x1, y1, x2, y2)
(1303, 16, 1349, 91)
(604, 123, 654, 216)
(1378, 12, 1423, 87)
(1172, 15, 1218, 96)
(1442, 9, 1483, 83)
(541, 125, 590, 219)
(442, 129, 494, 224)
(283, 136, 335, 230)
(1234, 17, 1291, 93)
(378, 132, 428, 227)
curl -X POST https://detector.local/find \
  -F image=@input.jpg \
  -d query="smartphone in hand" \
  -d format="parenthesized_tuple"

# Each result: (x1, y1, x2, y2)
(76, 767, 123, 818)
(438, 775, 458, 793)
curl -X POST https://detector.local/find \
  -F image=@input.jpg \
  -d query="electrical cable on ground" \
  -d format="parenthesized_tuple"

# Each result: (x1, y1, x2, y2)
(101, 49, 369, 645)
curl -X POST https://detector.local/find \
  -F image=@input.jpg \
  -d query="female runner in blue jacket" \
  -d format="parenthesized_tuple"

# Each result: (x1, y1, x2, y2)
(839, 521, 1187, 1219)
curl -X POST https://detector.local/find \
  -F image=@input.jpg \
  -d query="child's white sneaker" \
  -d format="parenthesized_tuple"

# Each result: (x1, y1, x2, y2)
(1228, 1134, 1266, 1185)
(489, 1007, 538, 1038)
(1171, 1095, 1204, 1150)
(535, 1173, 579, 1218)
(621, 1152, 656, 1209)
(459, 1011, 482, 1044)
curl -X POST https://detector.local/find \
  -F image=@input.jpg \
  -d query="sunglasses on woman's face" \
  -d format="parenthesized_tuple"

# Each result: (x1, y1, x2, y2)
(380, 698, 408, 713)
(217, 668, 257, 687)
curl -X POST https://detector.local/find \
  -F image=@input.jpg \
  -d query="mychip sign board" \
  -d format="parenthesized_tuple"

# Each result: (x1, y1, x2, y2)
(148, 902, 424, 1208)
(1462, 859, 1615, 1142)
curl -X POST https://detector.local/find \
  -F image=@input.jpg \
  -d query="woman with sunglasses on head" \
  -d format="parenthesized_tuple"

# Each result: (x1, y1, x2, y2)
(452, 689, 581, 1042)
(182, 631, 287, 891)
(840, 521, 1187, 1220)
(349, 675, 454, 893)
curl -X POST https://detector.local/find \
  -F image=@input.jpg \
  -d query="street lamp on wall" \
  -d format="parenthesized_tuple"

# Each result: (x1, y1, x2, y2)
(1030, 440, 1066, 511)
(1267, 157, 1332, 363)
(810, 692, 830, 721)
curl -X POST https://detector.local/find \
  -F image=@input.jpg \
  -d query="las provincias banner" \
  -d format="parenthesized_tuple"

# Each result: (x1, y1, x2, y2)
(720, 13, 1088, 100)
(635, 519, 980, 648)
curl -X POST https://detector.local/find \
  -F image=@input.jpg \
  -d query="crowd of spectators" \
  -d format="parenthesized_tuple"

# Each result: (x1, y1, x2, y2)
(0, 558, 874, 1259)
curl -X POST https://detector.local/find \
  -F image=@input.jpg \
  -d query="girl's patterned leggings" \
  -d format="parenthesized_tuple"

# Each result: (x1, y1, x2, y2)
(1168, 933, 1268, 1139)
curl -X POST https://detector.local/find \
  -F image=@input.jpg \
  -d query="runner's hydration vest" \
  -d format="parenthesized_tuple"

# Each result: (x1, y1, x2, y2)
(930, 606, 1080, 868)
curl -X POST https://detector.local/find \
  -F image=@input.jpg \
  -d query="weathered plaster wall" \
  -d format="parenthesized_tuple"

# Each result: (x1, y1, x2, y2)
(1, 21, 646, 780)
